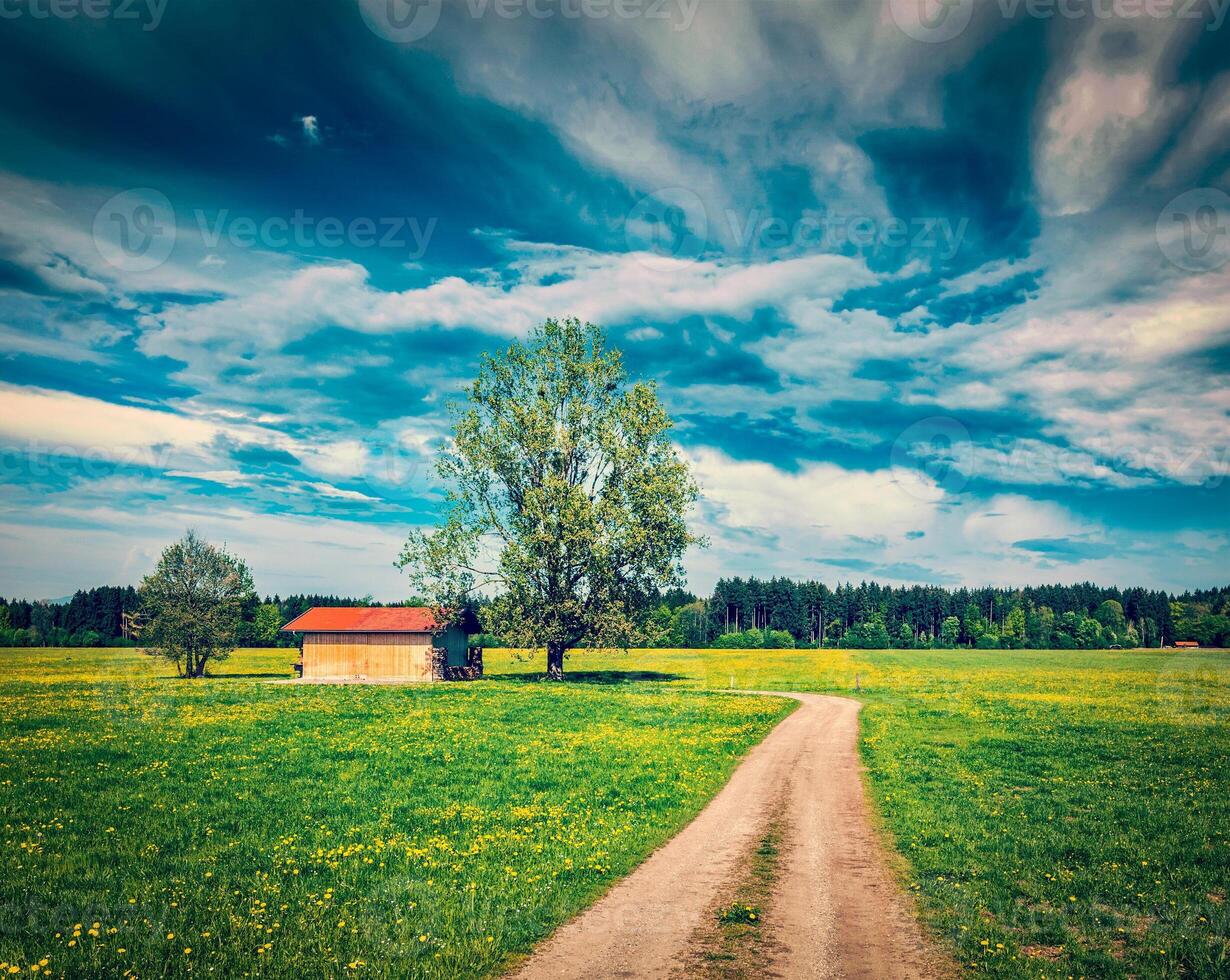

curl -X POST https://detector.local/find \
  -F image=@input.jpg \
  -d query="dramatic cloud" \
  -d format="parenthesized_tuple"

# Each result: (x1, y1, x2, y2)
(0, 2, 1226, 596)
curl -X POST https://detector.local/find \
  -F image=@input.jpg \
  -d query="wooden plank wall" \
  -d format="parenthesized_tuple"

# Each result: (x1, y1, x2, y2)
(302, 632, 433, 681)
(439, 625, 468, 667)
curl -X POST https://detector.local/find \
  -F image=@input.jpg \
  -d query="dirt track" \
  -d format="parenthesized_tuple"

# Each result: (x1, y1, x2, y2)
(509, 693, 952, 979)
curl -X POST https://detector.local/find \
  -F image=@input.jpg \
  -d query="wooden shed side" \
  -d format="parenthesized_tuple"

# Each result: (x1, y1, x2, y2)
(438, 624, 469, 667)
(301, 631, 433, 681)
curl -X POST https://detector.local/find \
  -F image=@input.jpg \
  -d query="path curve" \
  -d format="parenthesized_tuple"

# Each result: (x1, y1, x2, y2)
(509, 692, 952, 979)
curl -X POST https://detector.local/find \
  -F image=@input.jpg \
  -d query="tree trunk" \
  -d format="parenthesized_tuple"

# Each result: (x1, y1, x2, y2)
(546, 641, 565, 681)
(187, 649, 206, 678)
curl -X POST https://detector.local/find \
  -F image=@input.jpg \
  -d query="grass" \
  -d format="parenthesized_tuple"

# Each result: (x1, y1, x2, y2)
(0, 647, 790, 978)
(2, 645, 1227, 978)
(499, 645, 1230, 978)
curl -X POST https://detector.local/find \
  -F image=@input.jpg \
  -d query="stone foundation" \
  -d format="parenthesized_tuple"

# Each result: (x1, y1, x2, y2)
(431, 645, 484, 681)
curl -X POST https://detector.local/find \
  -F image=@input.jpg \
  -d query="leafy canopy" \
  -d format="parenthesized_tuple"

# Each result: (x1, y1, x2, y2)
(139, 530, 256, 678)
(398, 318, 702, 676)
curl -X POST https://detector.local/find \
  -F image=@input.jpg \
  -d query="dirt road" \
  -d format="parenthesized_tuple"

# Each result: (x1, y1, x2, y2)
(509, 693, 951, 979)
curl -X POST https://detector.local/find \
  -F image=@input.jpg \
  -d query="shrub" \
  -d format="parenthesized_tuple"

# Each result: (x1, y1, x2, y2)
(712, 630, 757, 649)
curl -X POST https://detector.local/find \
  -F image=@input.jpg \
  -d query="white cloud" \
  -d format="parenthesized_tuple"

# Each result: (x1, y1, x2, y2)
(686, 445, 940, 539)
(138, 243, 873, 397)
(0, 323, 113, 364)
(1034, 22, 1191, 215)
(0, 383, 389, 488)
(0, 172, 235, 298)
(300, 114, 321, 144)
(306, 481, 379, 502)
(165, 469, 255, 487)
(676, 448, 1173, 593)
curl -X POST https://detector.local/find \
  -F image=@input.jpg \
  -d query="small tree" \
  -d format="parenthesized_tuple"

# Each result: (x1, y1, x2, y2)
(846, 613, 891, 649)
(252, 603, 284, 646)
(399, 318, 702, 679)
(1002, 605, 1026, 648)
(863, 613, 892, 649)
(1094, 599, 1126, 642)
(139, 531, 255, 677)
(940, 615, 961, 648)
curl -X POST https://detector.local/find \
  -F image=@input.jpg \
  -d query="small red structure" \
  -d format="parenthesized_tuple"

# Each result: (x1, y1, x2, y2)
(1173, 640, 1200, 649)
(280, 607, 480, 682)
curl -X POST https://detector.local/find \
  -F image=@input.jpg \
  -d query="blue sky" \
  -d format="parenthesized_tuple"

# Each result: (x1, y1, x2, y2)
(1, 0, 1228, 600)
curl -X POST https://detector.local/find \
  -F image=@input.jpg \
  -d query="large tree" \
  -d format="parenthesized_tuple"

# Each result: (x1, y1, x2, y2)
(139, 530, 256, 677)
(399, 317, 702, 679)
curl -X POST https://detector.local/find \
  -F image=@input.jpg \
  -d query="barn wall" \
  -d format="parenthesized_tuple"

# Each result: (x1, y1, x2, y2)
(301, 631, 433, 681)
(439, 625, 468, 667)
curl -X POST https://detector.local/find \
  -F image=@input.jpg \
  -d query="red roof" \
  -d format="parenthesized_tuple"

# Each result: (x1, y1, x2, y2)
(280, 606, 443, 633)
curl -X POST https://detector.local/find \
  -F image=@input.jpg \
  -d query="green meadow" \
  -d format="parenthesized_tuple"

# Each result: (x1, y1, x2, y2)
(0, 647, 788, 979)
(2, 645, 1228, 978)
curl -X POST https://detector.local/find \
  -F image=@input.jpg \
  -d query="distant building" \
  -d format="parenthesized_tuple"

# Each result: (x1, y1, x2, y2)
(280, 607, 480, 682)
(1173, 640, 1200, 649)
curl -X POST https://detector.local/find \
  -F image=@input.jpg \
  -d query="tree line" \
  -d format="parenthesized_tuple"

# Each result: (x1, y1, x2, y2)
(3, 578, 1227, 651)
(638, 579, 1230, 650)
(0, 588, 391, 649)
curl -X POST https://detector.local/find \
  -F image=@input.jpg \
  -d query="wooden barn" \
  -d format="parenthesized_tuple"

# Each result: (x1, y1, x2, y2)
(280, 607, 481, 682)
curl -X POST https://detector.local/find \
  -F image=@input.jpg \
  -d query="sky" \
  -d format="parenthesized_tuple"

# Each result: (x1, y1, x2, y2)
(0, 0, 1228, 601)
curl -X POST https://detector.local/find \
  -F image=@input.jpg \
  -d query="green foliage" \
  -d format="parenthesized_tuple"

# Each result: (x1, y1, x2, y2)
(845, 612, 892, 649)
(1025, 604, 1054, 648)
(138, 530, 256, 678)
(939, 616, 961, 648)
(643, 599, 710, 648)
(399, 318, 701, 678)
(1001, 606, 1026, 648)
(7, 578, 1228, 655)
(763, 629, 796, 649)
(711, 628, 794, 649)
(1094, 598, 1127, 636)
(963, 602, 986, 644)
(251, 603, 284, 646)
(1172, 600, 1230, 647)
(1076, 616, 1103, 650)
